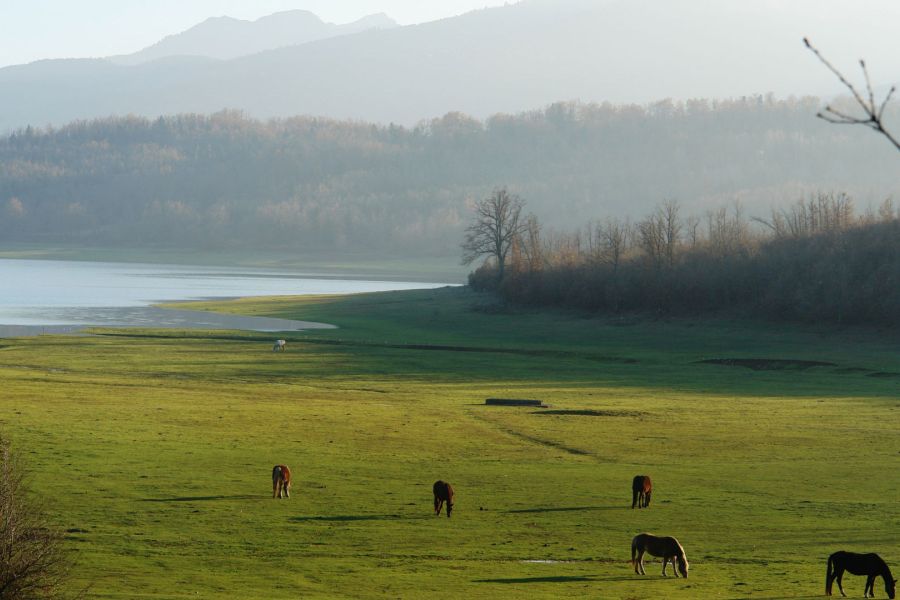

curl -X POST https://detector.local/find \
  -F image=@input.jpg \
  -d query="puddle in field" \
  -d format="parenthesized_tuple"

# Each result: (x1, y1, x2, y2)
(520, 560, 572, 564)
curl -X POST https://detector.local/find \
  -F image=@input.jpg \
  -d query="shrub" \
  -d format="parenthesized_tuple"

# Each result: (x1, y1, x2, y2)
(0, 435, 73, 599)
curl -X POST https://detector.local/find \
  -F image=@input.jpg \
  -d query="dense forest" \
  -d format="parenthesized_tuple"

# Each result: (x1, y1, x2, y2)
(1, 97, 898, 256)
(469, 193, 900, 326)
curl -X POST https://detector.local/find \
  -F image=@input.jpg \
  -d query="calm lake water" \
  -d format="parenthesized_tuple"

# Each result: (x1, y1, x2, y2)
(0, 259, 450, 334)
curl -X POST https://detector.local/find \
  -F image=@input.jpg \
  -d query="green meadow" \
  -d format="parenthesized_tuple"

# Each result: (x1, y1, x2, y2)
(1, 287, 898, 599)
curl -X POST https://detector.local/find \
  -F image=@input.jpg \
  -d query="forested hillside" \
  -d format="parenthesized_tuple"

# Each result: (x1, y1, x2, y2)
(1, 97, 897, 256)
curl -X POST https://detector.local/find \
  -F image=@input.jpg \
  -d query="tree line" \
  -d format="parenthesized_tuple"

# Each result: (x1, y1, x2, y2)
(466, 190, 900, 326)
(1, 97, 898, 255)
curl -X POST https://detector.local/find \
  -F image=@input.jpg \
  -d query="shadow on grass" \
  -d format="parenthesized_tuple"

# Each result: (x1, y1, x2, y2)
(721, 597, 821, 600)
(506, 505, 621, 514)
(533, 409, 644, 417)
(141, 494, 259, 502)
(474, 576, 597, 584)
(290, 514, 402, 522)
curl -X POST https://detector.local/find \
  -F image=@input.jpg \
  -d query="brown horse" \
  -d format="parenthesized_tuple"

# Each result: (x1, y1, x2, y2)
(630, 533, 689, 578)
(632, 475, 652, 509)
(827, 551, 896, 598)
(433, 480, 454, 518)
(272, 464, 292, 499)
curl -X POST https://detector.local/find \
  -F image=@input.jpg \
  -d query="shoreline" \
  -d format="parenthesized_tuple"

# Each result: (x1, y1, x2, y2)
(0, 305, 336, 338)
(0, 245, 467, 284)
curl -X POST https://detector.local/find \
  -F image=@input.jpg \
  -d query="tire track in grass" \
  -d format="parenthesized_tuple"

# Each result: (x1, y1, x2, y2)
(469, 412, 592, 458)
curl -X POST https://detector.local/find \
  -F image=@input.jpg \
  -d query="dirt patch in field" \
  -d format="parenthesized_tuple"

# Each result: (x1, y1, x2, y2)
(697, 358, 836, 370)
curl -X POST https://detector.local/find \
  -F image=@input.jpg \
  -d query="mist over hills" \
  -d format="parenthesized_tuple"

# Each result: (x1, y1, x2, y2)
(1, 0, 898, 132)
(2, 1, 897, 262)
(2, 101, 897, 257)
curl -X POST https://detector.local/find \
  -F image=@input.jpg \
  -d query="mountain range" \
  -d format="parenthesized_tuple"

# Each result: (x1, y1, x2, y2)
(1, 0, 898, 132)
(109, 10, 397, 65)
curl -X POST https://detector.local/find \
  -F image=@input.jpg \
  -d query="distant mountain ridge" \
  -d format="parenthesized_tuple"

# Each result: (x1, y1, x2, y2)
(110, 10, 397, 65)
(1, 0, 898, 131)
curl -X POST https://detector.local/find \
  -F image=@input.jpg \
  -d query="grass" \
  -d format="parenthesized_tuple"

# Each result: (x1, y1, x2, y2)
(1, 286, 898, 599)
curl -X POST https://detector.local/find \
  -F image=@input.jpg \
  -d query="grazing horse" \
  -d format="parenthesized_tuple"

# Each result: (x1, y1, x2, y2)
(433, 480, 454, 518)
(272, 464, 292, 499)
(827, 551, 896, 598)
(273, 339, 286, 352)
(631, 533, 689, 578)
(632, 475, 652, 509)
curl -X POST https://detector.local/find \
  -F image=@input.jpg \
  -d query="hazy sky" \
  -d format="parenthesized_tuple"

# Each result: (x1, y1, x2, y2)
(0, 1, 511, 67)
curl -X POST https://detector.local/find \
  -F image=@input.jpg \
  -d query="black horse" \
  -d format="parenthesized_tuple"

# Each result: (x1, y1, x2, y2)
(433, 480, 454, 518)
(827, 551, 896, 598)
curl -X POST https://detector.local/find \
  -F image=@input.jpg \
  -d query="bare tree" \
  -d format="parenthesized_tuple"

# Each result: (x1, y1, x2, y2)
(706, 201, 751, 256)
(637, 212, 666, 270)
(519, 213, 544, 273)
(461, 188, 527, 279)
(598, 217, 630, 273)
(755, 192, 856, 239)
(685, 215, 701, 250)
(638, 200, 682, 269)
(804, 38, 899, 152)
(660, 200, 682, 267)
(0, 436, 73, 599)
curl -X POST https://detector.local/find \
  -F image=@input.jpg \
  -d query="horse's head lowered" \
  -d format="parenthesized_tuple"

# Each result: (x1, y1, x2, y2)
(433, 480, 454, 517)
(677, 555, 689, 578)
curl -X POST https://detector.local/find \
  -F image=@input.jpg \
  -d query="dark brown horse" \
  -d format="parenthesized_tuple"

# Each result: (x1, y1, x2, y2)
(433, 480, 454, 518)
(827, 551, 896, 598)
(272, 464, 292, 499)
(632, 475, 652, 509)
(631, 533, 689, 578)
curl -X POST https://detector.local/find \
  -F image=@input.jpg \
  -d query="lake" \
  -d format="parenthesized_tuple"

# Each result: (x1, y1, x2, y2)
(0, 259, 451, 335)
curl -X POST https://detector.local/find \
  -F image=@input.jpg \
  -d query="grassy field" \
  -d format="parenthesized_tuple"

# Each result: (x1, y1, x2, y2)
(1, 286, 898, 599)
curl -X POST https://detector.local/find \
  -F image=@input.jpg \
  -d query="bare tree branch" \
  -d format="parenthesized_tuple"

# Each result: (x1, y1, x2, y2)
(804, 37, 900, 152)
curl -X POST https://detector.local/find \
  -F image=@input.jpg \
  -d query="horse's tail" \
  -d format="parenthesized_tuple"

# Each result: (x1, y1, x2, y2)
(630, 536, 638, 564)
(826, 553, 834, 595)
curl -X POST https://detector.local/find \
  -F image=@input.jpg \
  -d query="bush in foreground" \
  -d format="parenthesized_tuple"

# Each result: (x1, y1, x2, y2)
(0, 435, 73, 599)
